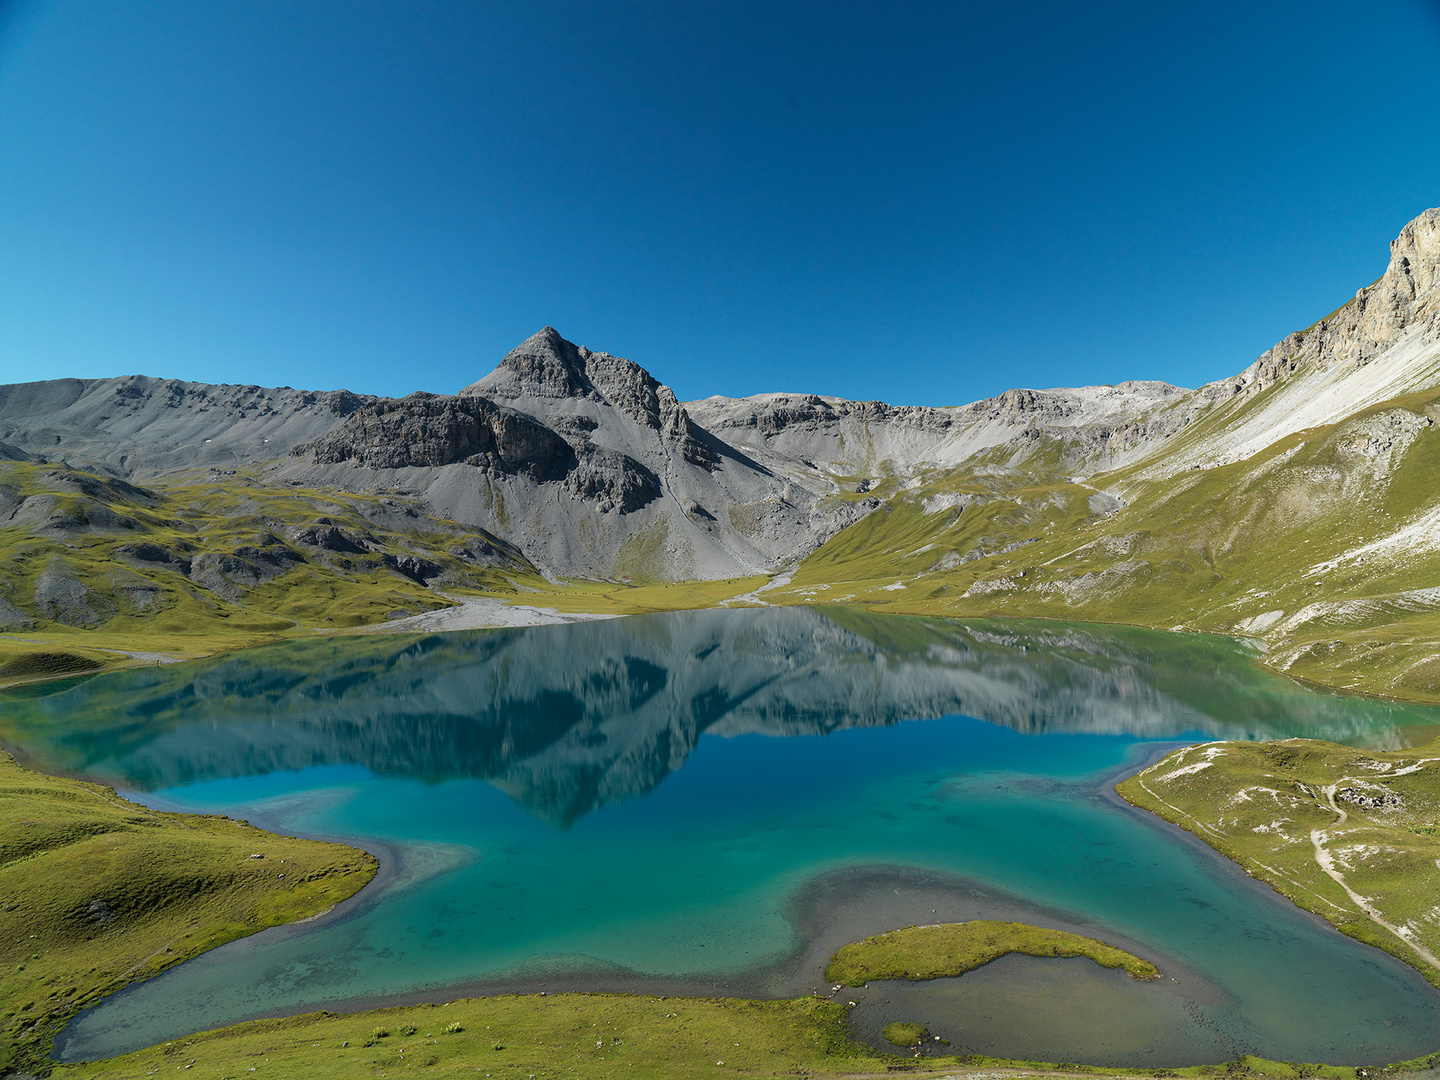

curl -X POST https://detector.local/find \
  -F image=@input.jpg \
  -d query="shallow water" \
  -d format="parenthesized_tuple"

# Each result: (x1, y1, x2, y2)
(4, 607, 1440, 1065)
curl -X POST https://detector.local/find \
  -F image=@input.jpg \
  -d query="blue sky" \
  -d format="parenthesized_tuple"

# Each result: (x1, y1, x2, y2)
(1, 0, 1438, 406)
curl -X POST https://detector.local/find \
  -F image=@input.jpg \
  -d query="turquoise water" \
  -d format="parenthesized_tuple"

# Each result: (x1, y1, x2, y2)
(4, 608, 1440, 1066)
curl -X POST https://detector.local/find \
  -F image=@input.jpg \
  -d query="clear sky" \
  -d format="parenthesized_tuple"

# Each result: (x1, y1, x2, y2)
(1, 0, 1438, 407)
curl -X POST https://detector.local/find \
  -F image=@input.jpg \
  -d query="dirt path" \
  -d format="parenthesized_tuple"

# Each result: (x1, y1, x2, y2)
(1310, 776, 1440, 970)
(1133, 766, 1347, 914)
(723, 569, 795, 606)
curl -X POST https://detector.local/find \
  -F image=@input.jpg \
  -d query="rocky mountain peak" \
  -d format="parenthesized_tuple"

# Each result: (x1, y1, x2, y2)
(462, 326, 591, 401)
(1205, 206, 1440, 404)
(459, 328, 711, 461)
(1377, 205, 1440, 330)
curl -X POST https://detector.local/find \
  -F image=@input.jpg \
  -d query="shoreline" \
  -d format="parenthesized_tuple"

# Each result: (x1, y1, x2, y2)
(52, 851, 1232, 1067)
(357, 593, 623, 634)
(7, 596, 1440, 711)
(51, 745, 1440, 1070)
(13, 608, 1440, 1072)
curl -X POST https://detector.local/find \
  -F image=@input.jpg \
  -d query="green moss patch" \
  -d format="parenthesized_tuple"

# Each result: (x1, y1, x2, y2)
(825, 920, 1161, 987)
(883, 1020, 930, 1046)
(0, 651, 101, 679)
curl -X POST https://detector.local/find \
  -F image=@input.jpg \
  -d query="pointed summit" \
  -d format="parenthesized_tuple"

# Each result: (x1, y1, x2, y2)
(461, 327, 592, 401)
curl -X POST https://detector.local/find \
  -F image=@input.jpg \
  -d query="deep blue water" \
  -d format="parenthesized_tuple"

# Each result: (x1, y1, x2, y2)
(4, 607, 1439, 1066)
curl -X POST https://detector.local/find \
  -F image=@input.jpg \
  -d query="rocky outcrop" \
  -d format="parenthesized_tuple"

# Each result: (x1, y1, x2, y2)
(116, 541, 194, 576)
(34, 558, 116, 627)
(697, 393, 956, 439)
(562, 446, 661, 514)
(0, 595, 35, 631)
(466, 327, 717, 468)
(288, 521, 369, 554)
(296, 387, 664, 517)
(189, 541, 307, 601)
(1111, 207, 1440, 479)
(1204, 207, 1440, 404)
(298, 393, 574, 481)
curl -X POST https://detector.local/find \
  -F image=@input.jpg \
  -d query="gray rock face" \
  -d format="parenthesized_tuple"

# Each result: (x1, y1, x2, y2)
(280, 327, 857, 580)
(562, 446, 661, 514)
(0, 376, 371, 478)
(300, 393, 573, 479)
(115, 542, 194, 577)
(1222, 207, 1440, 393)
(465, 327, 717, 467)
(34, 558, 116, 627)
(0, 595, 36, 631)
(288, 522, 368, 554)
(297, 384, 665, 517)
(189, 541, 306, 601)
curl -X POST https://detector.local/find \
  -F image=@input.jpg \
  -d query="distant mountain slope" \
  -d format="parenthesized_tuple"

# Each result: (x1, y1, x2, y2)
(278, 327, 886, 580)
(770, 207, 1440, 701)
(686, 380, 1197, 479)
(0, 377, 371, 477)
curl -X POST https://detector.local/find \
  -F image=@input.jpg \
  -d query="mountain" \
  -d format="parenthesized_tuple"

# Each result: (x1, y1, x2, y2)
(281, 326, 876, 580)
(1, 207, 1438, 700)
(0, 377, 373, 478)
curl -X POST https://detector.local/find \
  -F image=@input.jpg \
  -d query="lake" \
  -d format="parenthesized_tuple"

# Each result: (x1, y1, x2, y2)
(4, 607, 1439, 1067)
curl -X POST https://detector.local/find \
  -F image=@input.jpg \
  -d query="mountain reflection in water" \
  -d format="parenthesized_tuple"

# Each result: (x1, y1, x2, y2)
(2, 607, 1431, 825)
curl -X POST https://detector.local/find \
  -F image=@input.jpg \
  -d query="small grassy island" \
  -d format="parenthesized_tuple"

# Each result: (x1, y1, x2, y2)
(825, 919, 1161, 988)
(0, 750, 377, 1075)
(882, 1020, 932, 1047)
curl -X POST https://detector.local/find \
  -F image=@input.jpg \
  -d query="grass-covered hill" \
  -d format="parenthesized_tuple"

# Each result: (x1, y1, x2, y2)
(0, 749, 376, 1074)
(1118, 735, 1440, 990)
(0, 458, 537, 661)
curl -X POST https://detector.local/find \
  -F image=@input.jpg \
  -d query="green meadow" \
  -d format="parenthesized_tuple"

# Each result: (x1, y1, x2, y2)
(0, 751, 376, 1076)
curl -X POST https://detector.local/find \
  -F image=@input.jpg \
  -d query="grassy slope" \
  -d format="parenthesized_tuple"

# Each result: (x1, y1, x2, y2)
(0, 750, 377, 1075)
(0, 462, 510, 660)
(764, 390, 1440, 703)
(0, 460, 773, 687)
(55, 994, 885, 1080)
(1117, 737, 1440, 989)
(824, 921, 1160, 987)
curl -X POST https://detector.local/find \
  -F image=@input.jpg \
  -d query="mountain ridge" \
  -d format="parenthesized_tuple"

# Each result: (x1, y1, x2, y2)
(3, 206, 1440, 701)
